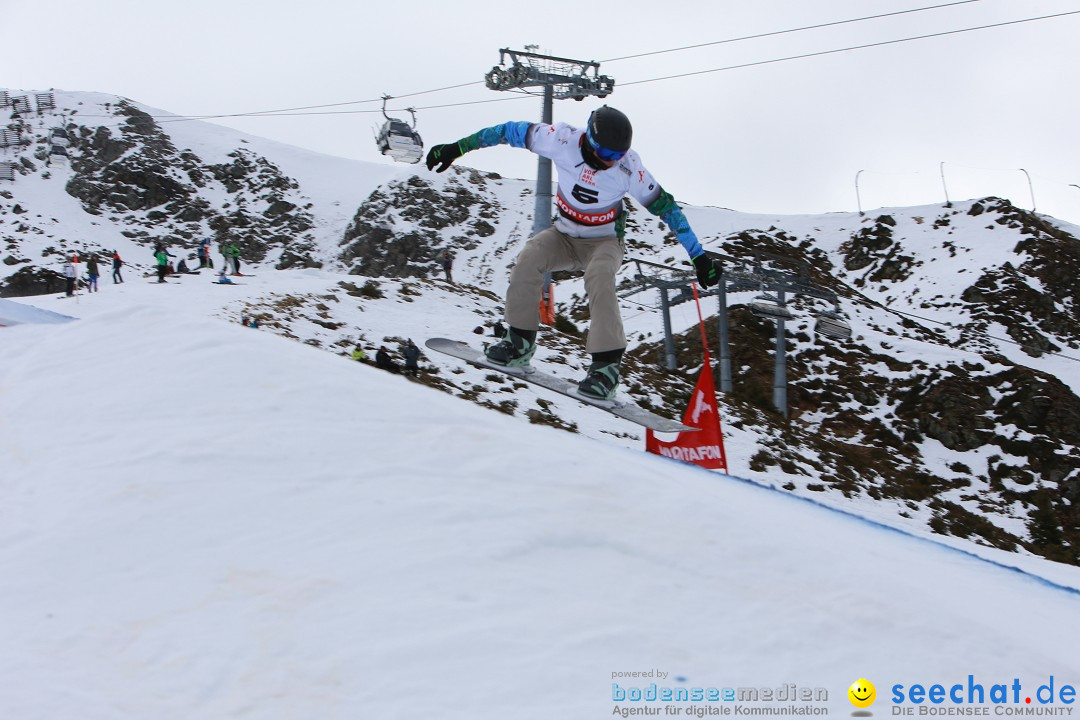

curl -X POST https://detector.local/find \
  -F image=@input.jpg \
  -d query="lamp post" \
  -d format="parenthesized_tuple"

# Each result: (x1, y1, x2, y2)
(855, 170, 864, 216)
(940, 162, 951, 208)
(1020, 168, 1036, 212)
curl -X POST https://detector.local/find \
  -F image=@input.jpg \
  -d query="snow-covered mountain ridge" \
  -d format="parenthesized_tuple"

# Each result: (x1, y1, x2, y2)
(2, 89, 1077, 566)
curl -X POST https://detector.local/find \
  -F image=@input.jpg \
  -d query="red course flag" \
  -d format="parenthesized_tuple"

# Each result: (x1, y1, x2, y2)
(645, 355, 728, 471)
(644, 280, 728, 471)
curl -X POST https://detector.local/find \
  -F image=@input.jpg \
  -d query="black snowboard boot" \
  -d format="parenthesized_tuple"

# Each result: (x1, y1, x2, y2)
(577, 349, 624, 401)
(485, 327, 536, 367)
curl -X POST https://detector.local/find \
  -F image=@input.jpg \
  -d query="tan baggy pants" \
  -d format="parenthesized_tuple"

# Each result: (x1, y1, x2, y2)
(504, 225, 625, 353)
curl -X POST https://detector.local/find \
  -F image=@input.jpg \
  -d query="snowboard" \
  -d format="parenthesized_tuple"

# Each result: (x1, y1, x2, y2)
(425, 338, 696, 433)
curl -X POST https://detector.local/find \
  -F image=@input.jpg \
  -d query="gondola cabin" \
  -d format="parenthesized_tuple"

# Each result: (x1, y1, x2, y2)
(376, 119, 423, 164)
(375, 97, 423, 164)
(813, 309, 852, 340)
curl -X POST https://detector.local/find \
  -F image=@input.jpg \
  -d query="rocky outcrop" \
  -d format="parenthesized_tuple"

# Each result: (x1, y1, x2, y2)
(46, 101, 321, 274)
(338, 170, 502, 278)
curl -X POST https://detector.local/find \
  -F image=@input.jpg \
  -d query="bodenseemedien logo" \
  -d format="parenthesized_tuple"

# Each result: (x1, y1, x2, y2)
(849, 678, 877, 714)
(609, 673, 829, 717)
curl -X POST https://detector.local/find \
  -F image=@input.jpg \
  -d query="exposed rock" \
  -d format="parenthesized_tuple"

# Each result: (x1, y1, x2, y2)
(0, 266, 63, 297)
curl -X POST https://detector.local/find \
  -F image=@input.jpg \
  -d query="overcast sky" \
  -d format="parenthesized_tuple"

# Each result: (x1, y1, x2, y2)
(6, 0, 1080, 225)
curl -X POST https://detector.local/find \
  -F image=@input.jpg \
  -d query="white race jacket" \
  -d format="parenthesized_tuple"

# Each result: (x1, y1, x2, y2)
(525, 122, 661, 239)
(460, 120, 703, 257)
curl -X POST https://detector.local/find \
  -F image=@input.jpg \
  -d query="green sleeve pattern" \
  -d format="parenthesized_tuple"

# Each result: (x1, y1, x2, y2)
(646, 189, 703, 258)
(458, 121, 532, 153)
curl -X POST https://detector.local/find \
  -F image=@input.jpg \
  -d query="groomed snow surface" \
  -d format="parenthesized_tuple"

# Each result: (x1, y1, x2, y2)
(2, 277, 1079, 720)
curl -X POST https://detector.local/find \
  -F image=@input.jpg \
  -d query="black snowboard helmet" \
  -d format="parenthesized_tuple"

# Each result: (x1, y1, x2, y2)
(582, 105, 632, 168)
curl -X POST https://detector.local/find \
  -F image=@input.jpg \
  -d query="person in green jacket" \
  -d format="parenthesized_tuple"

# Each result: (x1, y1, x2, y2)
(155, 247, 169, 283)
(224, 243, 242, 275)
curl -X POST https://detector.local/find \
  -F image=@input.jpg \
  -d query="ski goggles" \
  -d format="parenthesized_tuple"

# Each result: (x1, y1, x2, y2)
(585, 128, 627, 162)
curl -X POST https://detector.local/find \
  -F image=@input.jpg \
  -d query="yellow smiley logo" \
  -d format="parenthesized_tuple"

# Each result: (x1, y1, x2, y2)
(848, 678, 876, 709)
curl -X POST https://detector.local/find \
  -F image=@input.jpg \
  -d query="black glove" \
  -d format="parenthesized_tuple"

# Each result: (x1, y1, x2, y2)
(692, 254, 720, 288)
(425, 142, 464, 173)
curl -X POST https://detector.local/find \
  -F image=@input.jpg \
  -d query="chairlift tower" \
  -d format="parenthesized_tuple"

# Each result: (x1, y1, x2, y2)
(621, 261, 698, 370)
(621, 252, 851, 420)
(725, 251, 850, 419)
(484, 48, 615, 237)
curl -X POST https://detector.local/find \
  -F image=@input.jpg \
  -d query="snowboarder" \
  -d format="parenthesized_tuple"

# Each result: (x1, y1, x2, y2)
(351, 346, 368, 363)
(424, 105, 719, 400)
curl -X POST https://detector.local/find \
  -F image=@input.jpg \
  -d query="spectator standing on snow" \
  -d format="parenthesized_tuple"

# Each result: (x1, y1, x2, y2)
(436, 249, 454, 283)
(112, 250, 124, 283)
(225, 242, 242, 275)
(62, 257, 77, 297)
(155, 247, 169, 283)
(85, 255, 100, 292)
(403, 340, 421, 377)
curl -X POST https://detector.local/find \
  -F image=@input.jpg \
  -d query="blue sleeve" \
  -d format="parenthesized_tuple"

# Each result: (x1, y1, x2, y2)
(646, 189, 704, 258)
(459, 121, 532, 151)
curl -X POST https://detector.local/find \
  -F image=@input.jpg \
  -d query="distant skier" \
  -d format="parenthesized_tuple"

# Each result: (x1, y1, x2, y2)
(425, 106, 719, 400)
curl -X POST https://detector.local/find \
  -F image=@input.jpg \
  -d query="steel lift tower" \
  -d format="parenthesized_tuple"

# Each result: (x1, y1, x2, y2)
(484, 47, 615, 237)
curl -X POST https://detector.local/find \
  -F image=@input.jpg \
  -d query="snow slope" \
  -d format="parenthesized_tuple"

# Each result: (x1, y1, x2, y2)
(1, 278, 1079, 720)
(5, 88, 1079, 571)
(0, 298, 74, 326)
